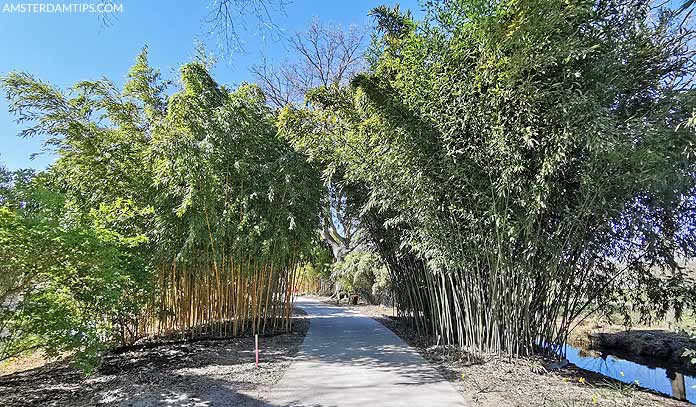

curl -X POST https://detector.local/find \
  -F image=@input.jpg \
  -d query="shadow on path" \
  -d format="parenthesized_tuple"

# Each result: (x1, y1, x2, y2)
(265, 298, 467, 407)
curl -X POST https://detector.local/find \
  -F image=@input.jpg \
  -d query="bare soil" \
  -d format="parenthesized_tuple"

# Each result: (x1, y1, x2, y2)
(312, 295, 692, 407)
(0, 309, 309, 407)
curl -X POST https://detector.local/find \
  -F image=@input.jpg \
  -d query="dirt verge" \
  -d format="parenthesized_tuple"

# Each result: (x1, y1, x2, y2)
(0, 309, 309, 407)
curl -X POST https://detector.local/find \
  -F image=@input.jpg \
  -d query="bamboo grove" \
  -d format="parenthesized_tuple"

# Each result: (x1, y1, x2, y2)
(279, 0, 696, 357)
(0, 49, 321, 365)
(3, 0, 696, 368)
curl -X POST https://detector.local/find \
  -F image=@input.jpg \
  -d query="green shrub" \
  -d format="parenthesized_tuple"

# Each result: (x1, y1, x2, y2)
(331, 251, 391, 304)
(0, 169, 152, 372)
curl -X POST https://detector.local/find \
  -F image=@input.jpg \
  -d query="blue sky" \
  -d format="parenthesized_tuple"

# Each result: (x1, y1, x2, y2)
(0, 0, 422, 170)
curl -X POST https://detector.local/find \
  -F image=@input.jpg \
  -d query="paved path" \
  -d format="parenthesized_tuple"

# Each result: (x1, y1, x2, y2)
(265, 297, 467, 407)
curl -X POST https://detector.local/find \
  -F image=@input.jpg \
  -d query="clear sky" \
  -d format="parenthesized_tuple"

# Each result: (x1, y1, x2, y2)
(0, 0, 422, 170)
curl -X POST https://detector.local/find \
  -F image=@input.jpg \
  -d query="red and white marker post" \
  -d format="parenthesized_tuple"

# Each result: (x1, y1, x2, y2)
(255, 334, 259, 368)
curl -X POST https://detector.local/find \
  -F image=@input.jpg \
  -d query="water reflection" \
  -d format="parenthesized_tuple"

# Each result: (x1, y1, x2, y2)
(563, 343, 696, 404)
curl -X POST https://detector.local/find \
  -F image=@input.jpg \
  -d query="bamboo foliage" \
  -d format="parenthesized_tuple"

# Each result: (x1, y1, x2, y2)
(0, 49, 322, 362)
(130, 61, 321, 344)
(279, 1, 696, 358)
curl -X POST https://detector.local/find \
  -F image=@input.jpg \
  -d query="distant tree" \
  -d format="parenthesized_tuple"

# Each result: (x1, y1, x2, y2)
(251, 19, 366, 108)
(253, 20, 367, 264)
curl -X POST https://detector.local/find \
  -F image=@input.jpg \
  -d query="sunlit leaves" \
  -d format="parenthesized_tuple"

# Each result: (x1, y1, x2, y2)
(281, 0, 696, 354)
(1, 48, 321, 370)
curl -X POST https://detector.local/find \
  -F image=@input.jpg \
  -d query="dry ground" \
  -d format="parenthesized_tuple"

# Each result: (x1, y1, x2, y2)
(308, 295, 692, 407)
(0, 309, 309, 407)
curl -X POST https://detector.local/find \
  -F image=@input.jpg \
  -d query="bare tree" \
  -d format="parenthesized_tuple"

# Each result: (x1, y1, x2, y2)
(206, 0, 289, 54)
(251, 60, 305, 108)
(252, 20, 368, 265)
(251, 19, 366, 108)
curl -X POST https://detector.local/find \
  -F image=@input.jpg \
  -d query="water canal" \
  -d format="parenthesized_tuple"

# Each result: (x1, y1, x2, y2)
(564, 343, 695, 404)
